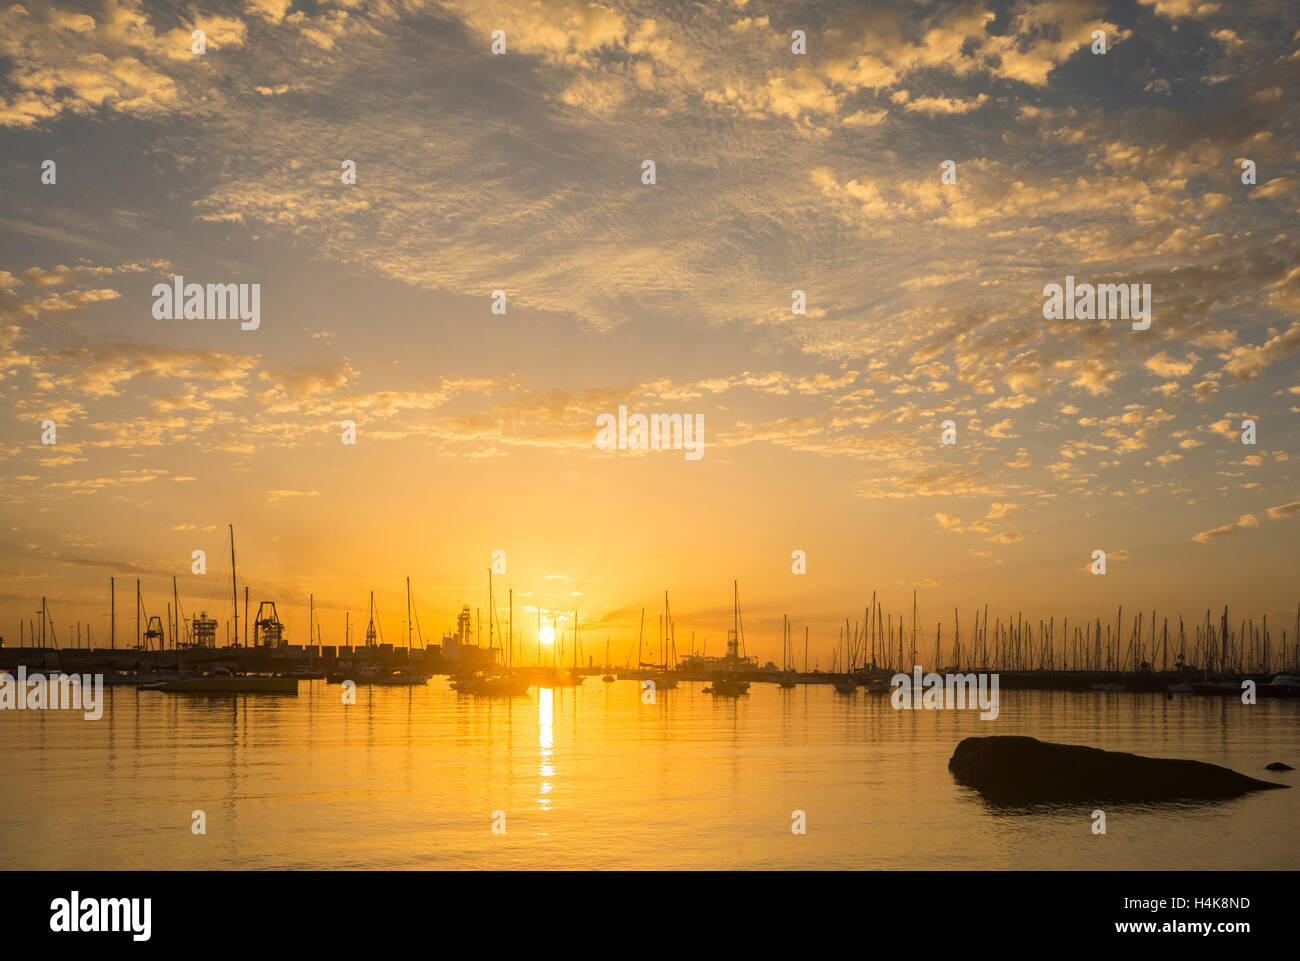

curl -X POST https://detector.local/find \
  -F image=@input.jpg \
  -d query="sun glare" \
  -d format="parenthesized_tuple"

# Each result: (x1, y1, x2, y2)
(538, 624, 555, 645)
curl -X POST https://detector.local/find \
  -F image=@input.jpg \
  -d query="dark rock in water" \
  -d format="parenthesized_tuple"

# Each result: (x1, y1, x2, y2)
(949, 736, 1287, 804)
(1265, 762, 1294, 772)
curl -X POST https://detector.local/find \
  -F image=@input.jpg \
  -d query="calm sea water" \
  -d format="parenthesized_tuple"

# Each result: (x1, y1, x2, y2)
(3, 680, 1296, 870)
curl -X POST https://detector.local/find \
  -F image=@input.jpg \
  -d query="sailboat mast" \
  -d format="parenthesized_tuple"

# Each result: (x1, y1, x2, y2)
(662, 591, 668, 669)
(487, 568, 495, 664)
(230, 523, 238, 648)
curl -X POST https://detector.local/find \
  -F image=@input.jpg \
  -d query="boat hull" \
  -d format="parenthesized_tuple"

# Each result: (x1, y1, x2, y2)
(453, 676, 531, 696)
(706, 678, 750, 696)
(149, 677, 298, 694)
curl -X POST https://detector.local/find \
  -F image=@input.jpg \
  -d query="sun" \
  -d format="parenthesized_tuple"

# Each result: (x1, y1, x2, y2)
(538, 624, 555, 646)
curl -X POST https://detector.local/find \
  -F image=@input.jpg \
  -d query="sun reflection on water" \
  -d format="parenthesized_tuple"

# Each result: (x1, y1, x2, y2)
(537, 687, 554, 822)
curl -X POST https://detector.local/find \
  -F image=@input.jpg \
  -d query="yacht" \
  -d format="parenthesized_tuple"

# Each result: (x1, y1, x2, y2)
(1260, 674, 1300, 699)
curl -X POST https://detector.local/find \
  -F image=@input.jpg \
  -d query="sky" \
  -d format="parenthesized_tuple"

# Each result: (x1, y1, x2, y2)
(1, 0, 1297, 666)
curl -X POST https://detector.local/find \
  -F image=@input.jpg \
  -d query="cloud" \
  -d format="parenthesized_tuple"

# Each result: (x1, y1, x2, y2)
(900, 93, 988, 115)
(1191, 514, 1258, 544)
(4, 0, 1299, 555)
(48, 344, 258, 398)
(1144, 351, 1198, 378)
(1220, 322, 1300, 382)
(987, 529, 1030, 544)
(267, 490, 320, 501)
(1138, 0, 1220, 19)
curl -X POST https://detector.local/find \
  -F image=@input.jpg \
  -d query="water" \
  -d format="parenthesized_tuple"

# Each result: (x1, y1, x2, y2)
(3, 681, 1296, 869)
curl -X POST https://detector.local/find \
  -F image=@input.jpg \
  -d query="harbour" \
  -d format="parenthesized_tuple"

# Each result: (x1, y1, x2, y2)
(8, 531, 1296, 700)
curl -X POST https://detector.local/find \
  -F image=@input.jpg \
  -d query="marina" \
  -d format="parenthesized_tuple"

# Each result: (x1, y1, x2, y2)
(7, 561, 1296, 700)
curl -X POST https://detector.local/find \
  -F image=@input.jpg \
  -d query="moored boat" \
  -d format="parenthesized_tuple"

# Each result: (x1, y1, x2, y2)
(144, 667, 297, 694)
(1192, 680, 1240, 697)
(101, 670, 183, 686)
(705, 583, 753, 697)
(1259, 674, 1300, 699)
(706, 675, 750, 697)
(453, 673, 531, 696)
(326, 664, 381, 684)
(370, 668, 430, 686)
(533, 668, 584, 687)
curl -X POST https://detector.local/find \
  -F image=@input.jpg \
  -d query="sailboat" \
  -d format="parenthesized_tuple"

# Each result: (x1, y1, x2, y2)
(617, 608, 653, 681)
(602, 637, 615, 682)
(617, 601, 679, 688)
(288, 594, 326, 678)
(777, 615, 796, 687)
(832, 676, 857, 695)
(392, 577, 431, 684)
(831, 622, 858, 693)
(453, 571, 531, 696)
(564, 610, 587, 685)
(651, 591, 680, 690)
(706, 582, 751, 697)
(342, 591, 427, 685)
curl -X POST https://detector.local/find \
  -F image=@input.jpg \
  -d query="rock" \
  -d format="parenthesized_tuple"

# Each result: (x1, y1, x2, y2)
(1265, 762, 1294, 772)
(949, 735, 1288, 804)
